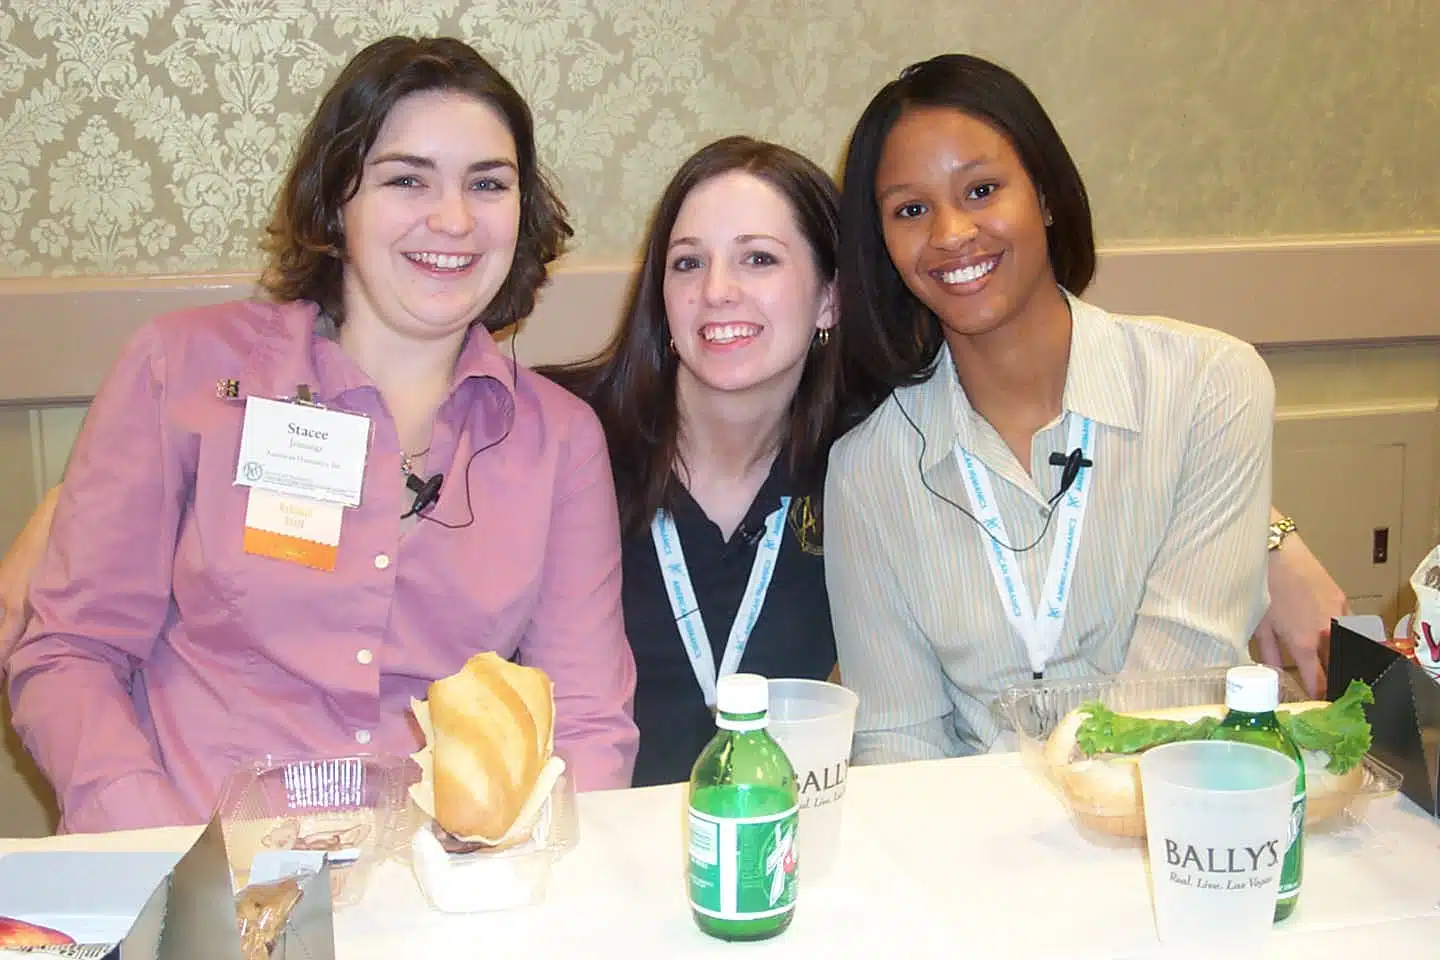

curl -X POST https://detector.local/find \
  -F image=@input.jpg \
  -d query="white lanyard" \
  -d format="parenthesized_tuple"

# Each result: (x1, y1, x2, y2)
(955, 416, 1093, 676)
(650, 496, 791, 707)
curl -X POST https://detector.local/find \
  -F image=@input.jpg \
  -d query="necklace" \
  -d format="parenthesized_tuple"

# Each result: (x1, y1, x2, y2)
(401, 446, 430, 475)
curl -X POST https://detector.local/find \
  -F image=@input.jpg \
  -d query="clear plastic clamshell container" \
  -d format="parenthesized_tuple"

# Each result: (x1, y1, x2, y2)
(410, 765, 579, 913)
(216, 754, 411, 908)
(996, 667, 1402, 838)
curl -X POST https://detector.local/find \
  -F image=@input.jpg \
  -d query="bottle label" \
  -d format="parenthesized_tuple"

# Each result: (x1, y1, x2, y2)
(1280, 790, 1305, 898)
(688, 805, 798, 920)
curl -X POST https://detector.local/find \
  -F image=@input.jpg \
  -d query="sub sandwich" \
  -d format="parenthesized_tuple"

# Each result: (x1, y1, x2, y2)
(422, 652, 556, 847)
(1043, 679, 1374, 837)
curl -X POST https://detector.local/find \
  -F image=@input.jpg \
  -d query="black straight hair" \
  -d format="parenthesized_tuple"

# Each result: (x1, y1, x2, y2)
(838, 53, 1096, 389)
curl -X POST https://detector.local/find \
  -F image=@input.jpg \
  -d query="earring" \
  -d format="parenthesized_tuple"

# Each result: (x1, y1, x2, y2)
(816, 328, 832, 347)
(668, 337, 676, 353)
(1043, 210, 1054, 227)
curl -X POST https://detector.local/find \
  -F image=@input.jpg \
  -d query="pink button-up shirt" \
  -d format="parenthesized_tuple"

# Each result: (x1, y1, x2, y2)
(7, 299, 638, 833)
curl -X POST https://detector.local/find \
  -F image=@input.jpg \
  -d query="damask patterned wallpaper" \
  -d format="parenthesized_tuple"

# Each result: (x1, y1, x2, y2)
(1, 0, 1435, 276)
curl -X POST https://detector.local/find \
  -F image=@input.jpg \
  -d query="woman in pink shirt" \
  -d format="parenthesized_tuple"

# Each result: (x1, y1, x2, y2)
(4, 36, 638, 834)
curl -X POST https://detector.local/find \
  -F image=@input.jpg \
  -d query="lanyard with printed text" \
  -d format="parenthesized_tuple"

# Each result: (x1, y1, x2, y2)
(955, 416, 1093, 677)
(650, 496, 791, 708)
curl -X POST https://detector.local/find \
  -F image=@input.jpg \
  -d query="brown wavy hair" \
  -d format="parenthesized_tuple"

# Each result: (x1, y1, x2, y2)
(260, 36, 571, 332)
(542, 136, 885, 538)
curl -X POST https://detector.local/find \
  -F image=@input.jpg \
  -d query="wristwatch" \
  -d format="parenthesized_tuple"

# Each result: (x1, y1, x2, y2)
(1267, 515, 1298, 552)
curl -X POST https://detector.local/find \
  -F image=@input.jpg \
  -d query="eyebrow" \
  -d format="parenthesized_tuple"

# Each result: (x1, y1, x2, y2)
(667, 233, 790, 251)
(876, 156, 991, 201)
(367, 154, 517, 174)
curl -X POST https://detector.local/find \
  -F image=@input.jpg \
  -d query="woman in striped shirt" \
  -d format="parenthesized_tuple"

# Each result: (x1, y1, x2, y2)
(825, 54, 1313, 762)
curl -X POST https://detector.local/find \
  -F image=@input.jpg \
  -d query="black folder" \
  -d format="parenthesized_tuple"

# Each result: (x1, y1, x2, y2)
(1328, 619, 1439, 818)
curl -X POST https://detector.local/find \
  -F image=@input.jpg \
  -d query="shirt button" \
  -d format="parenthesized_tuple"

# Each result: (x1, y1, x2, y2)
(354, 729, 372, 745)
(356, 649, 373, 665)
(373, 554, 391, 570)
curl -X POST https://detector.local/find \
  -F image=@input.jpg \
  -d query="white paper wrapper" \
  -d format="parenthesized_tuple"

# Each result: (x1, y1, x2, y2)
(407, 697, 566, 846)
(1409, 546, 1440, 682)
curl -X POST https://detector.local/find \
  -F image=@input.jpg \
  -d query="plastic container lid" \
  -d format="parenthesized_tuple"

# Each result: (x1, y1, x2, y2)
(717, 673, 769, 717)
(1225, 665, 1280, 713)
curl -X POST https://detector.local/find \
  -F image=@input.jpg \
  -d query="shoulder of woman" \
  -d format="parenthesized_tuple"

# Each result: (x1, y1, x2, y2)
(511, 366, 617, 455)
(1083, 300, 1261, 365)
(150, 297, 308, 336)
(110, 299, 305, 390)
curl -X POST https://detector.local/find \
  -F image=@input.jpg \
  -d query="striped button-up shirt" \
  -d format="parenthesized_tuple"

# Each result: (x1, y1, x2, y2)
(825, 294, 1274, 763)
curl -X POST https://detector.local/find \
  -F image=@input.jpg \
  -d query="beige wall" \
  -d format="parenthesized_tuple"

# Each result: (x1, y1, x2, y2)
(0, 0, 1436, 277)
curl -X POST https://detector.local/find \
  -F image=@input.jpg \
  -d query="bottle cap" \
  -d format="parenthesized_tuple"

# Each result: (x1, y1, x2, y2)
(716, 673, 769, 717)
(1225, 665, 1281, 713)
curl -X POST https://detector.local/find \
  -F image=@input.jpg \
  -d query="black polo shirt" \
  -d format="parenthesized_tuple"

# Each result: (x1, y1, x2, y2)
(624, 458, 836, 787)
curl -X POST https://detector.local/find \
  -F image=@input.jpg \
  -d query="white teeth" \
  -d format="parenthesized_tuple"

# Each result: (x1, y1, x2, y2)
(701, 323, 760, 344)
(938, 259, 996, 285)
(407, 252, 475, 270)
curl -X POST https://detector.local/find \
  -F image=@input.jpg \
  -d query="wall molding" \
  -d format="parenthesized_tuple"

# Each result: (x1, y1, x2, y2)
(1276, 398, 1440, 423)
(2, 235, 1436, 405)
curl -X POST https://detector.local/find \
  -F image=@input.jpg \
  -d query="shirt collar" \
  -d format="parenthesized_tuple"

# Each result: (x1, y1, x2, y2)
(906, 291, 1141, 470)
(1060, 292, 1141, 434)
(671, 448, 795, 540)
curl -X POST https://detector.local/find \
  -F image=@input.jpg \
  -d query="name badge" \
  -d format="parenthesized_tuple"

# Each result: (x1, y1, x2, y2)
(243, 488, 343, 571)
(235, 396, 369, 507)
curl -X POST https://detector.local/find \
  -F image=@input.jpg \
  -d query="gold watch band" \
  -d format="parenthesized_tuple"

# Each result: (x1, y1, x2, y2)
(1268, 515, 1298, 551)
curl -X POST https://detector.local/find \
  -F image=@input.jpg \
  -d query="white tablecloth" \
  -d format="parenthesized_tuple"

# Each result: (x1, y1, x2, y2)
(3, 753, 1437, 958)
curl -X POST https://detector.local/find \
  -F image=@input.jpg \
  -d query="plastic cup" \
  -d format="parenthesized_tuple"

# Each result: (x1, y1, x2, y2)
(1139, 740, 1298, 948)
(765, 679, 859, 882)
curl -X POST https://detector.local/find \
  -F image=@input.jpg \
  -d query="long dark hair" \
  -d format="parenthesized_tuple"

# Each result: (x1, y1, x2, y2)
(544, 136, 877, 538)
(838, 53, 1096, 388)
(261, 35, 571, 333)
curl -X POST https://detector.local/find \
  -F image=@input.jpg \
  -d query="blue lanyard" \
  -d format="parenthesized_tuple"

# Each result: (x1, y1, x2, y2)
(650, 497, 790, 707)
(956, 416, 1094, 675)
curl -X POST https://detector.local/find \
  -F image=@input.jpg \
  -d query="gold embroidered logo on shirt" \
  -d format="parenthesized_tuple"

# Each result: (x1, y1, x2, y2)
(788, 495, 823, 556)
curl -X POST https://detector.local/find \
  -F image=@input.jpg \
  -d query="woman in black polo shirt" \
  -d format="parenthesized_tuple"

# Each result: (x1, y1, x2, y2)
(544, 136, 882, 786)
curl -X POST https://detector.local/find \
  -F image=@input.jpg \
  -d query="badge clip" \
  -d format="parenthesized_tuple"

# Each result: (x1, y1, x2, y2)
(289, 383, 326, 409)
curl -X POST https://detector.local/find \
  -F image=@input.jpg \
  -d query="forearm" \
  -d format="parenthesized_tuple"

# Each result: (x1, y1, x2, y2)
(827, 468, 960, 765)
(8, 639, 187, 831)
(0, 485, 61, 663)
(526, 405, 639, 791)
(851, 723, 958, 767)
(554, 704, 639, 791)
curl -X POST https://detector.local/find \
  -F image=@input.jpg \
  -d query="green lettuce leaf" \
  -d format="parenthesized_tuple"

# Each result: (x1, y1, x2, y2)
(1071, 681, 1376, 774)
(1074, 701, 1220, 756)
(1277, 679, 1374, 774)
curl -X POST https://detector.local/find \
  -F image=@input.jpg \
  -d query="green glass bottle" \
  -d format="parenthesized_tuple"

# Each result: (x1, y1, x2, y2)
(1210, 665, 1306, 921)
(687, 673, 799, 942)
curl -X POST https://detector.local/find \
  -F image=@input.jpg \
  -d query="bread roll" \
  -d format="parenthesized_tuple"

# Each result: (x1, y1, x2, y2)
(428, 652, 555, 840)
(1044, 701, 1366, 837)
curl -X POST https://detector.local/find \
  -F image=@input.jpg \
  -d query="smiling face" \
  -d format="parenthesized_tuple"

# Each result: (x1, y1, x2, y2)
(662, 171, 835, 403)
(875, 106, 1058, 344)
(338, 89, 520, 344)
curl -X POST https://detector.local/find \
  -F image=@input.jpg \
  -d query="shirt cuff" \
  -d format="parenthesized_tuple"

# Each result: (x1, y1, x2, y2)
(61, 770, 198, 835)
